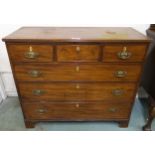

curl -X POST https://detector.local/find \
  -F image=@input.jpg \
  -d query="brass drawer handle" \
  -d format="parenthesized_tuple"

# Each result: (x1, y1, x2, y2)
(25, 51, 39, 59)
(112, 89, 124, 96)
(32, 90, 45, 95)
(25, 46, 39, 59)
(109, 108, 117, 113)
(28, 70, 42, 77)
(115, 70, 127, 78)
(36, 109, 47, 114)
(117, 47, 132, 60)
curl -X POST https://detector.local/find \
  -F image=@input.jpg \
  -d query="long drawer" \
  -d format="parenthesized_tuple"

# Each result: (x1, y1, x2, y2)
(18, 82, 136, 101)
(23, 102, 131, 120)
(14, 63, 141, 82)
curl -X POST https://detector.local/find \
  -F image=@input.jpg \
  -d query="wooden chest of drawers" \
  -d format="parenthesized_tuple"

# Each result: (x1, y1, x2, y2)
(3, 27, 150, 128)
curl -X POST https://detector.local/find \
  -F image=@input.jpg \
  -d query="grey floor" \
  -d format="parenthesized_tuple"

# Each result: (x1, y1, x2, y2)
(0, 97, 154, 131)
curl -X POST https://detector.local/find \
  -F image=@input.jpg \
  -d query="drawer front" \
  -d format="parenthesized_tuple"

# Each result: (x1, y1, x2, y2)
(103, 44, 147, 62)
(7, 44, 53, 63)
(23, 102, 131, 120)
(18, 83, 136, 101)
(14, 64, 141, 82)
(57, 45, 100, 62)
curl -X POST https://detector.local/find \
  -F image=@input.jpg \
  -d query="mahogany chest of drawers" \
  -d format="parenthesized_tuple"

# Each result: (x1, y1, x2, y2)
(3, 27, 150, 128)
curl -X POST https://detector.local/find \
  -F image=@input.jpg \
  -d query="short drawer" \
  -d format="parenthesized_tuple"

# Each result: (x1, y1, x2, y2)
(14, 63, 142, 82)
(56, 45, 101, 62)
(103, 44, 147, 62)
(23, 102, 131, 120)
(18, 82, 136, 102)
(7, 44, 53, 63)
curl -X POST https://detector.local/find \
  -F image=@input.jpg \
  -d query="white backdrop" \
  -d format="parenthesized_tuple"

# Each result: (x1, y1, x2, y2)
(0, 24, 150, 98)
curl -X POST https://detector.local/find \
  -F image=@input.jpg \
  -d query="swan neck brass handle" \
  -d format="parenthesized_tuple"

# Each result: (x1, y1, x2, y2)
(115, 70, 127, 78)
(32, 90, 45, 96)
(112, 89, 124, 96)
(28, 70, 41, 77)
(117, 47, 132, 60)
(25, 51, 39, 59)
(25, 46, 39, 59)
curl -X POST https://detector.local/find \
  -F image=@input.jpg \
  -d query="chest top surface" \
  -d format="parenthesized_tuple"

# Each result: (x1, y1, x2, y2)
(3, 27, 150, 43)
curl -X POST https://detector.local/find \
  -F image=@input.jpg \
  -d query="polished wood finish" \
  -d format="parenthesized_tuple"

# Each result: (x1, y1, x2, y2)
(18, 82, 136, 102)
(3, 27, 150, 128)
(23, 102, 131, 120)
(3, 27, 149, 42)
(103, 44, 147, 62)
(57, 45, 101, 62)
(8, 44, 53, 63)
(14, 63, 142, 82)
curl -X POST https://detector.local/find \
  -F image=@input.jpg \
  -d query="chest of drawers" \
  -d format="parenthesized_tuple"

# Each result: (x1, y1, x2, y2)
(3, 27, 150, 128)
